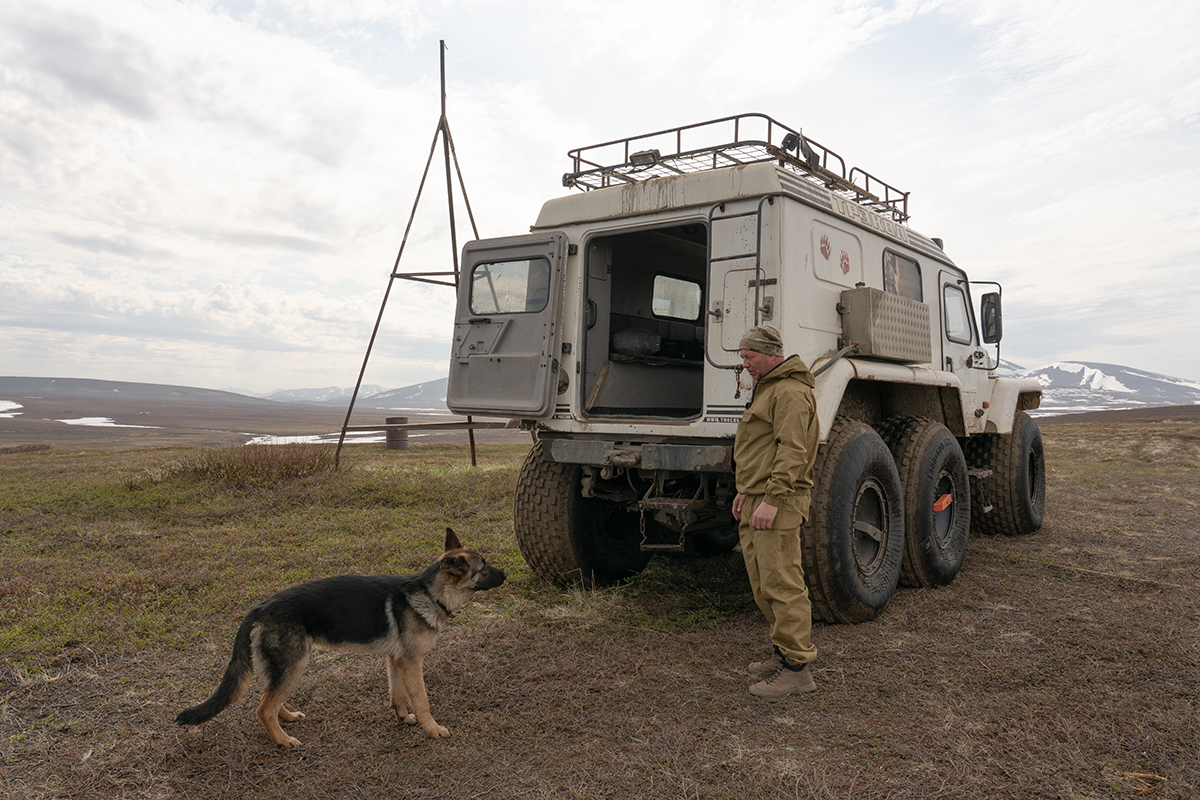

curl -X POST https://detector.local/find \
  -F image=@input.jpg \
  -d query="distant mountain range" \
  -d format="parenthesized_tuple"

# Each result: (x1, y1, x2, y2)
(996, 361, 1200, 414)
(221, 361, 1200, 416)
(11, 362, 1195, 418)
(4, 376, 281, 406)
(223, 380, 451, 410)
(223, 385, 390, 404)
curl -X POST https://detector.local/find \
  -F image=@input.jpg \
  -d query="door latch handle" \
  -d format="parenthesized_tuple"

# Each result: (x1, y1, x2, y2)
(758, 297, 774, 320)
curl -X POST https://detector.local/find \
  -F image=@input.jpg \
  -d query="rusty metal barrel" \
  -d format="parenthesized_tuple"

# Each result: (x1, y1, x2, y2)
(385, 417, 409, 450)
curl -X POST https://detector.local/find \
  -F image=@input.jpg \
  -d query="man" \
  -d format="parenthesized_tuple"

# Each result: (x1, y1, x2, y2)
(732, 324, 820, 698)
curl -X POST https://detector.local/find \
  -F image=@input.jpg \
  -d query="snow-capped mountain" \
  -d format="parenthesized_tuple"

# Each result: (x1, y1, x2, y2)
(223, 381, 450, 409)
(363, 379, 449, 410)
(1001, 362, 1200, 415)
(265, 385, 389, 404)
(222, 385, 389, 404)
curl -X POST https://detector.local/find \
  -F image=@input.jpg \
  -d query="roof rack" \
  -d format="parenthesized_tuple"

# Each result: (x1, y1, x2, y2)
(562, 113, 910, 224)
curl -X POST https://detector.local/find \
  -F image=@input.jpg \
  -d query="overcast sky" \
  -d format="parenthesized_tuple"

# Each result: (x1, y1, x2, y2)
(1, 0, 1197, 393)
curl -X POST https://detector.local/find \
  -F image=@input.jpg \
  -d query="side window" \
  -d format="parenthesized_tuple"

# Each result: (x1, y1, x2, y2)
(469, 258, 551, 315)
(943, 284, 973, 344)
(883, 251, 922, 301)
(651, 274, 702, 321)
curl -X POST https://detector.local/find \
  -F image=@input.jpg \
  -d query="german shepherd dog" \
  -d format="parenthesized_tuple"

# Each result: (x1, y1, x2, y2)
(175, 528, 505, 748)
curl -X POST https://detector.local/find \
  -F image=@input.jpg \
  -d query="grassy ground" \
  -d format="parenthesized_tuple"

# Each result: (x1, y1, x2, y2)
(1, 422, 1198, 799)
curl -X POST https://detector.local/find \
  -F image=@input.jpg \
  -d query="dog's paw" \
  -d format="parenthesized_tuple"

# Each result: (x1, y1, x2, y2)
(391, 705, 418, 726)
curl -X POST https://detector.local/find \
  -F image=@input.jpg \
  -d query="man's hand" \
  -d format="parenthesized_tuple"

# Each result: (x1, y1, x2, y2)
(751, 501, 778, 531)
(734, 494, 779, 530)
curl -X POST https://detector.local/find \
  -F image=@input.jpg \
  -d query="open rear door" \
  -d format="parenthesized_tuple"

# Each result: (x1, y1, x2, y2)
(447, 233, 566, 416)
(706, 200, 777, 367)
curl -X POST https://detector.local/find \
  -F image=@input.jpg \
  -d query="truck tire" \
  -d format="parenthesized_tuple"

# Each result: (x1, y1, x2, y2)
(878, 417, 971, 588)
(801, 418, 905, 624)
(964, 411, 1046, 536)
(513, 441, 651, 587)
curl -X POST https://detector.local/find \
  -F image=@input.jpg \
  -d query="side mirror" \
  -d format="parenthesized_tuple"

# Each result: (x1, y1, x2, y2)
(980, 292, 1003, 344)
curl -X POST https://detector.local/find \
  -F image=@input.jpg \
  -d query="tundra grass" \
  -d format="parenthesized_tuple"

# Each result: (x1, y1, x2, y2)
(0, 444, 533, 666)
(0, 441, 754, 671)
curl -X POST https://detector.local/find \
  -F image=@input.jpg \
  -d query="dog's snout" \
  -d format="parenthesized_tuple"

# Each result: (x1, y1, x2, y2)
(481, 565, 507, 589)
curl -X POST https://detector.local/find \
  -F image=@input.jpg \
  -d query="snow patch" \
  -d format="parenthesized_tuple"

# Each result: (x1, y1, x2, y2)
(54, 417, 162, 429)
(1081, 367, 1134, 393)
(243, 431, 437, 445)
(1047, 362, 1086, 374)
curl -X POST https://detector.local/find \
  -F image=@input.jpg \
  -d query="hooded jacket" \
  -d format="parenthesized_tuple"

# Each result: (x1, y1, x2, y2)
(733, 355, 820, 526)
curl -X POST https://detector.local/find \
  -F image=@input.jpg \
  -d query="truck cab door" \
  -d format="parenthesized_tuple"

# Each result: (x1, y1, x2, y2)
(447, 233, 566, 416)
(939, 269, 986, 425)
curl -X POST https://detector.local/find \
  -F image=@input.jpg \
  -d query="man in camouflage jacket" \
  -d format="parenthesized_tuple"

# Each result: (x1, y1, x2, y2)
(732, 324, 820, 698)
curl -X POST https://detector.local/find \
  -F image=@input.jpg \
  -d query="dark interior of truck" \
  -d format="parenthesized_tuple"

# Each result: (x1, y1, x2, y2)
(582, 223, 708, 418)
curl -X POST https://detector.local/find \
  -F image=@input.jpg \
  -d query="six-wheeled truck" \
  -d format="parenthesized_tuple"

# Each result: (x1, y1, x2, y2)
(447, 114, 1046, 623)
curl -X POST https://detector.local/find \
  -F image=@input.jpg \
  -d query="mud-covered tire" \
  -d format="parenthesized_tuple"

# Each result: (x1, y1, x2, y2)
(801, 418, 905, 624)
(964, 411, 1046, 536)
(878, 417, 971, 588)
(513, 441, 650, 586)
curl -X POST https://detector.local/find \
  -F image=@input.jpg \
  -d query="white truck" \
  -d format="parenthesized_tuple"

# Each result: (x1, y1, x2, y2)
(447, 114, 1045, 623)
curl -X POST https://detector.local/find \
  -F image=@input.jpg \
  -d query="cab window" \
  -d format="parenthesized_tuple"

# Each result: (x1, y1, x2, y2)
(943, 284, 973, 344)
(883, 251, 922, 301)
(469, 258, 551, 315)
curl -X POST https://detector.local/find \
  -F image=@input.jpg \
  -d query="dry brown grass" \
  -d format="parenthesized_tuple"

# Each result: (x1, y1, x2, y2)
(128, 444, 339, 489)
(2, 413, 1198, 799)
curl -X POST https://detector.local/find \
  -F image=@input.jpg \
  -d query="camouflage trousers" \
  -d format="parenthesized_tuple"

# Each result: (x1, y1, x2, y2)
(737, 494, 818, 668)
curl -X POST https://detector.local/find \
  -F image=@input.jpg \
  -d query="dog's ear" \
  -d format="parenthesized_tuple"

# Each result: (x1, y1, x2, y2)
(441, 554, 469, 578)
(444, 527, 462, 552)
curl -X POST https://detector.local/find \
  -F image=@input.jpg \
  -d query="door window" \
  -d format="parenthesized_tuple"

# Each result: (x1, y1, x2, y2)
(470, 258, 551, 315)
(943, 284, 973, 344)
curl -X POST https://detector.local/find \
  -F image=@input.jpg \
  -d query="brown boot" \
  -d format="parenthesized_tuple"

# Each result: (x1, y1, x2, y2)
(749, 663, 815, 699)
(748, 659, 781, 680)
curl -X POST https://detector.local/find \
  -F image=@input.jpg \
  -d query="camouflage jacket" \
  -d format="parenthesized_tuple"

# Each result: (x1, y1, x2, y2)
(733, 355, 820, 527)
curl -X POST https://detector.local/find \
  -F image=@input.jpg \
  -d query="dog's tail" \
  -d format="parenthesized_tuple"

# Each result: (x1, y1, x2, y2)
(175, 615, 256, 727)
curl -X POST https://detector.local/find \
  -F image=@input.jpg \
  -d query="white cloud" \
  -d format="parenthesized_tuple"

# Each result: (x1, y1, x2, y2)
(1, 0, 1198, 392)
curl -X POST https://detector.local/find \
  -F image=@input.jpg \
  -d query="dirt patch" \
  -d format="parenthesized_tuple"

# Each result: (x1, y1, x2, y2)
(2, 416, 1198, 799)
